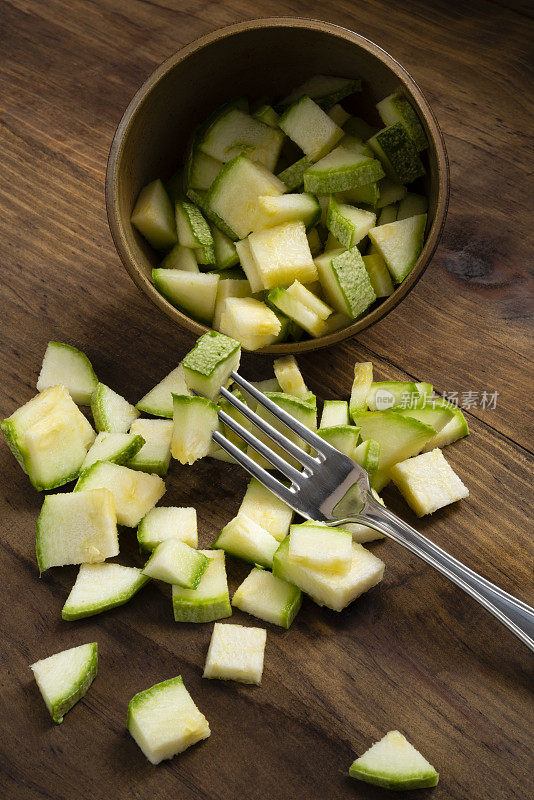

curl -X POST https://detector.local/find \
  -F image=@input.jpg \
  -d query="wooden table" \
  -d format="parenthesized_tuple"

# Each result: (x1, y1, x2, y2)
(1, 1, 532, 798)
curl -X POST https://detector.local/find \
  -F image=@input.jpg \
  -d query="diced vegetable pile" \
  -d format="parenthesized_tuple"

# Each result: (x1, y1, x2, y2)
(2, 332, 465, 780)
(130, 75, 430, 349)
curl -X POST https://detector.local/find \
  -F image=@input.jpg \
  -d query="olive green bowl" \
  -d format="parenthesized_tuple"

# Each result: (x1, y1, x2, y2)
(106, 17, 449, 354)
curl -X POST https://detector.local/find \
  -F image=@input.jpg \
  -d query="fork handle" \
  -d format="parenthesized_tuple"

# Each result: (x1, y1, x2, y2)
(341, 497, 534, 652)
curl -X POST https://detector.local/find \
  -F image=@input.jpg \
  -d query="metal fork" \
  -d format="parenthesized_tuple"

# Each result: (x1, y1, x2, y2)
(213, 371, 534, 652)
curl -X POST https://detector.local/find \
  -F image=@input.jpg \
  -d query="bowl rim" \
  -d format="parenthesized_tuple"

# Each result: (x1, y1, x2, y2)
(106, 16, 449, 355)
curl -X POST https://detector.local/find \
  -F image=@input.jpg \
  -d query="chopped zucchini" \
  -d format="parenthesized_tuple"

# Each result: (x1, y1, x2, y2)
(142, 538, 209, 588)
(152, 269, 219, 323)
(36, 488, 118, 571)
(376, 177, 407, 208)
(391, 448, 469, 516)
(279, 75, 361, 110)
(253, 192, 321, 232)
(279, 96, 343, 160)
(368, 214, 427, 283)
(175, 200, 215, 264)
(397, 192, 428, 220)
(238, 478, 294, 542)
(343, 116, 376, 140)
(335, 181, 380, 207)
(130, 179, 177, 251)
(219, 296, 282, 351)
(136, 364, 189, 419)
(137, 506, 197, 552)
(321, 311, 352, 335)
(273, 355, 308, 397)
(82, 431, 145, 471)
(91, 383, 139, 434)
(320, 400, 349, 428)
(172, 549, 231, 623)
(366, 381, 420, 411)
(363, 253, 394, 297)
(422, 405, 469, 451)
(315, 247, 376, 318)
(285, 280, 334, 320)
(377, 91, 428, 152)
(245, 391, 316, 470)
(62, 563, 149, 620)
(306, 227, 323, 256)
(288, 523, 353, 574)
(74, 461, 166, 527)
(248, 220, 318, 289)
(349, 730, 439, 790)
(277, 156, 313, 191)
(213, 277, 252, 330)
(126, 418, 173, 476)
(353, 438, 381, 477)
(211, 224, 239, 269)
(317, 424, 361, 459)
(30, 642, 98, 724)
(171, 394, 219, 465)
(273, 537, 385, 611)
(203, 622, 266, 685)
(368, 123, 425, 184)
(327, 196, 376, 249)
(268, 286, 328, 338)
(235, 237, 264, 293)
(393, 400, 455, 432)
(253, 103, 280, 128)
(186, 148, 223, 191)
(182, 330, 241, 401)
(160, 244, 199, 272)
(349, 362, 374, 416)
(36, 342, 98, 405)
(211, 513, 279, 569)
(199, 107, 284, 171)
(304, 146, 385, 194)
(232, 567, 301, 628)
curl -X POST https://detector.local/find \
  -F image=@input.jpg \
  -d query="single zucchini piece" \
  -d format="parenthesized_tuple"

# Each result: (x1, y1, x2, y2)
(211, 224, 239, 269)
(268, 287, 328, 337)
(211, 513, 279, 569)
(130, 179, 177, 251)
(422, 405, 469, 451)
(377, 91, 429, 152)
(205, 155, 285, 240)
(36, 488, 118, 572)
(213, 277, 252, 330)
(249, 220, 318, 289)
(273, 537, 385, 611)
(366, 381, 420, 412)
(171, 394, 218, 465)
(317, 424, 361, 459)
(390, 447, 469, 516)
(288, 523, 353, 574)
(82, 432, 146, 471)
(279, 75, 361, 110)
(142, 538, 209, 588)
(397, 192, 428, 220)
(74, 461, 166, 527)
(20, 408, 89, 491)
(219, 296, 282, 351)
(393, 400, 455, 433)
(343, 116, 376, 141)
(279, 96, 344, 160)
(91, 383, 139, 434)
(238, 478, 294, 542)
(304, 146, 385, 194)
(368, 214, 427, 283)
(377, 205, 399, 226)
(253, 192, 321, 232)
(172, 549, 231, 623)
(127, 676, 210, 764)
(127, 418, 173, 476)
(186, 148, 223, 191)
(349, 730, 439, 790)
(415, 381, 433, 400)
(203, 622, 266, 684)
(335, 182, 380, 207)
(327, 196, 376, 249)
(340, 133, 374, 158)
(235, 237, 264, 293)
(136, 364, 189, 419)
(368, 123, 425, 184)
(363, 253, 394, 297)
(137, 506, 197, 552)
(152, 269, 219, 323)
(245, 392, 316, 470)
(322, 312, 351, 334)
(285, 280, 334, 320)
(349, 362, 373, 416)
(182, 330, 241, 401)
(30, 642, 98, 724)
(273, 355, 308, 397)
(175, 199, 215, 264)
(199, 107, 284, 171)
(62, 563, 149, 620)
(187, 187, 236, 240)
(160, 244, 199, 273)
(37, 342, 98, 405)
(315, 247, 376, 318)
(320, 400, 349, 428)
(376, 177, 407, 208)
(232, 567, 301, 628)
(277, 156, 314, 191)
(253, 103, 280, 128)
(353, 438, 381, 477)
(328, 103, 351, 127)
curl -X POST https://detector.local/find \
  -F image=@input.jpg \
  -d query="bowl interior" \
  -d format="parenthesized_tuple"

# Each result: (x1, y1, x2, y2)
(109, 20, 445, 352)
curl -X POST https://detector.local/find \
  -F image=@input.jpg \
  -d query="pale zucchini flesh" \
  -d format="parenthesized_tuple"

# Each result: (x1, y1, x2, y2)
(171, 394, 219, 465)
(136, 364, 190, 419)
(232, 567, 301, 628)
(37, 342, 98, 405)
(238, 478, 294, 541)
(172, 549, 232, 623)
(368, 214, 427, 283)
(248, 220, 318, 290)
(142, 538, 209, 588)
(349, 730, 439, 790)
(152, 269, 219, 323)
(82, 431, 146, 471)
(390, 447, 469, 516)
(31, 642, 98, 724)
(211, 513, 279, 568)
(203, 622, 266, 684)
(91, 383, 139, 434)
(130, 179, 177, 251)
(127, 418, 173, 476)
(137, 506, 198, 552)
(160, 243, 199, 273)
(279, 95, 344, 160)
(62, 563, 149, 620)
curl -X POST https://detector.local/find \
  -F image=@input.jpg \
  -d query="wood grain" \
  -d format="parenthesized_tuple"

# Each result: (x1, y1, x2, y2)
(0, 1, 533, 799)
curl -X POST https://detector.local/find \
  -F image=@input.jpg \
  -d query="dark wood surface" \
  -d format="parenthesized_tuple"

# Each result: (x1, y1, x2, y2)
(1, 1, 533, 798)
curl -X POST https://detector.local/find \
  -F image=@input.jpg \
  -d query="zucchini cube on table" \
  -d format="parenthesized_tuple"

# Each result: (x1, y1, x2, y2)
(142, 538, 209, 589)
(390, 448, 469, 516)
(232, 567, 302, 629)
(171, 394, 219, 465)
(91, 383, 139, 434)
(127, 418, 173, 477)
(317, 425, 361, 460)
(127, 676, 210, 764)
(137, 506, 198, 552)
(238, 478, 294, 542)
(31, 642, 98, 724)
(203, 622, 267, 685)
(36, 342, 98, 405)
(62, 563, 149, 620)
(135, 364, 190, 419)
(182, 330, 241, 401)
(211, 513, 280, 569)
(36, 489, 119, 572)
(273, 355, 308, 398)
(288, 523, 353, 574)
(349, 730, 439, 790)
(172, 549, 232, 623)
(81, 431, 146, 471)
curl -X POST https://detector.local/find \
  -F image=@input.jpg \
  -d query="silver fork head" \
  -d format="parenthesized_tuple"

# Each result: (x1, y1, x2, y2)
(213, 371, 372, 523)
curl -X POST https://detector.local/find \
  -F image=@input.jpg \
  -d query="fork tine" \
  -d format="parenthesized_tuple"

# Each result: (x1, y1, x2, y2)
(218, 409, 304, 485)
(219, 386, 319, 470)
(230, 371, 336, 454)
(212, 430, 301, 508)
